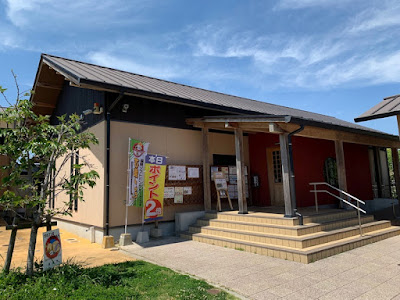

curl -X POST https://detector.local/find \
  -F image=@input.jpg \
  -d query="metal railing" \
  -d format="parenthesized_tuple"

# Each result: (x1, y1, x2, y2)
(310, 182, 366, 236)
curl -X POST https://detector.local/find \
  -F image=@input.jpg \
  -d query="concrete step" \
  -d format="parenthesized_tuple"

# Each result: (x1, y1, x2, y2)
(205, 210, 358, 226)
(181, 226, 400, 263)
(302, 210, 358, 224)
(196, 215, 375, 236)
(189, 220, 390, 249)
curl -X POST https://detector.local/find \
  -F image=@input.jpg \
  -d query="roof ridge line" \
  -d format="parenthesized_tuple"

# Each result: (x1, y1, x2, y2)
(41, 53, 342, 121)
(383, 94, 400, 100)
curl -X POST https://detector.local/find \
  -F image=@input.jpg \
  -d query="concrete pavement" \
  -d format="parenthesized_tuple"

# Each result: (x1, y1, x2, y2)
(120, 235, 400, 300)
(0, 226, 133, 269)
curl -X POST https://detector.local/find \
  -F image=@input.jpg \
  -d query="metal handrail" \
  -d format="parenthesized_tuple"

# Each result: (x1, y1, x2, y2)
(309, 182, 365, 236)
(310, 182, 365, 205)
(310, 190, 366, 214)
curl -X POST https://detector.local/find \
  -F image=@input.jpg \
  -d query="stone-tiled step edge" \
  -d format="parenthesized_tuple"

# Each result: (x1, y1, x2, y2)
(197, 215, 375, 237)
(181, 226, 400, 264)
(205, 210, 357, 226)
(301, 210, 358, 224)
(204, 212, 298, 226)
(189, 220, 390, 249)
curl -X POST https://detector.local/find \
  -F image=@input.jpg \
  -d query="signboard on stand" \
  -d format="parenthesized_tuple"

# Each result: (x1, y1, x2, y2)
(43, 229, 62, 271)
(214, 172, 233, 211)
(144, 154, 167, 222)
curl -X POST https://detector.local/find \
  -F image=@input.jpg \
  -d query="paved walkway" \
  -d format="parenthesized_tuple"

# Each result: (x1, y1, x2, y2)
(0, 226, 133, 269)
(121, 235, 400, 300)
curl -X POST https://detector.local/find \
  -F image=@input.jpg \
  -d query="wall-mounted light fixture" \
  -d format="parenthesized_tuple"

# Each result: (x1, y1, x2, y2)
(122, 103, 129, 113)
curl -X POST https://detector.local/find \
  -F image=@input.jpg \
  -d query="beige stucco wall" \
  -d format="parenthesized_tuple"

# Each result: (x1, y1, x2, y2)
(54, 121, 105, 228)
(109, 121, 250, 227)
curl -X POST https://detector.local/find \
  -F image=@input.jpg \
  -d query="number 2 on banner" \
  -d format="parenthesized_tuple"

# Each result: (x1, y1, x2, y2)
(145, 199, 162, 218)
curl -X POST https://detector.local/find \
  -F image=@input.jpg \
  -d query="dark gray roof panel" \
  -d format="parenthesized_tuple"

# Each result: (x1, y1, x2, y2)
(41, 54, 392, 137)
(355, 95, 400, 122)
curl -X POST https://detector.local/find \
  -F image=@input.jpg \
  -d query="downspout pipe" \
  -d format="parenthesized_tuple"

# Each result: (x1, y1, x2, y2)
(105, 92, 124, 236)
(288, 125, 304, 216)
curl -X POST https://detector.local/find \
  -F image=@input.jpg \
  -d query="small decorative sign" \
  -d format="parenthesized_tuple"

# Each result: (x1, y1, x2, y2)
(43, 229, 62, 271)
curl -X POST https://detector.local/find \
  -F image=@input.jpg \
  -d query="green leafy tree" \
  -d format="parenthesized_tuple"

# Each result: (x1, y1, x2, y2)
(0, 79, 99, 276)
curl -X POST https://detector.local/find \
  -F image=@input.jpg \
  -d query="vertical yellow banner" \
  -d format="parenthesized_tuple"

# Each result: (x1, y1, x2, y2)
(143, 155, 166, 222)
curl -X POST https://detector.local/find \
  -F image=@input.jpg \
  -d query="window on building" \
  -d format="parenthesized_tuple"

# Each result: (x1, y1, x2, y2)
(272, 150, 282, 183)
(213, 154, 236, 166)
(323, 157, 338, 187)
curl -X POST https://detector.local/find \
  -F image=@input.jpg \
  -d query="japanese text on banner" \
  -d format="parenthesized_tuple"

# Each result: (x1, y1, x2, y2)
(128, 138, 150, 207)
(144, 154, 166, 222)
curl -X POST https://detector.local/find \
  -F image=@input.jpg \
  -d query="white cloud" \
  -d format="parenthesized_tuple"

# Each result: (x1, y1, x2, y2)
(185, 6, 400, 90)
(191, 25, 348, 70)
(4, 0, 152, 28)
(0, 23, 21, 50)
(274, 0, 352, 10)
(347, 1, 400, 33)
(5, 0, 50, 27)
(312, 51, 400, 87)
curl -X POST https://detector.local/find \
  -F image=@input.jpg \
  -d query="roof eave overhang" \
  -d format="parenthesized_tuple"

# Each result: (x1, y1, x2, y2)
(76, 78, 261, 116)
(188, 115, 398, 142)
(355, 111, 399, 123)
(42, 55, 80, 85)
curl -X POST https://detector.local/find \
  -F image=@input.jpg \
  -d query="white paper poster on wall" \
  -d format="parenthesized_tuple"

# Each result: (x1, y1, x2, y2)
(187, 167, 199, 178)
(164, 187, 175, 198)
(174, 187, 184, 203)
(168, 165, 186, 180)
(183, 186, 192, 195)
(228, 184, 237, 199)
(229, 166, 237, 175)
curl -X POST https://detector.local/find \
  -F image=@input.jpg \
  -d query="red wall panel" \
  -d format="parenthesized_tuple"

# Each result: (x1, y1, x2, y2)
(291, 136, 336, 207)
(249, 133, 373, 208)
(344, 143, 374, 200)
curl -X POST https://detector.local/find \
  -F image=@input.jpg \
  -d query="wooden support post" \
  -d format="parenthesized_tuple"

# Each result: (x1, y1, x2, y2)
(335, 140, 347, 207)
(235, 128, 248, 214)
(46, 215, 52, 231)
(335, 140, 347, 190)
(3, 217, 18, 274)
(280, 133, 295, 217)
(397, 115, 400, 137)
(202, 127, 211, 211)
(391, 148, 400, 200)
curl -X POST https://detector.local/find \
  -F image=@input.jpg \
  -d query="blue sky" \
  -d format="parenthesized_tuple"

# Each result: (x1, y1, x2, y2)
(1, 0, 400, 134)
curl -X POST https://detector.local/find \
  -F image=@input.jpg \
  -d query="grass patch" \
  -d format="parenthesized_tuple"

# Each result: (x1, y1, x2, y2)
(0, 260, 237, 299)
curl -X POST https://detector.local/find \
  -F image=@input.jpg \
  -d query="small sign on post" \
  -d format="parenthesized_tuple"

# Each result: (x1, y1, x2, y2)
(43, 229, 62, 271)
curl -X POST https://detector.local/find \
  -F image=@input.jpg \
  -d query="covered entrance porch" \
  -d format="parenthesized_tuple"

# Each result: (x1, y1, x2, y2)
(187, 114, 400, 218)
(182, 114, 400, 262)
